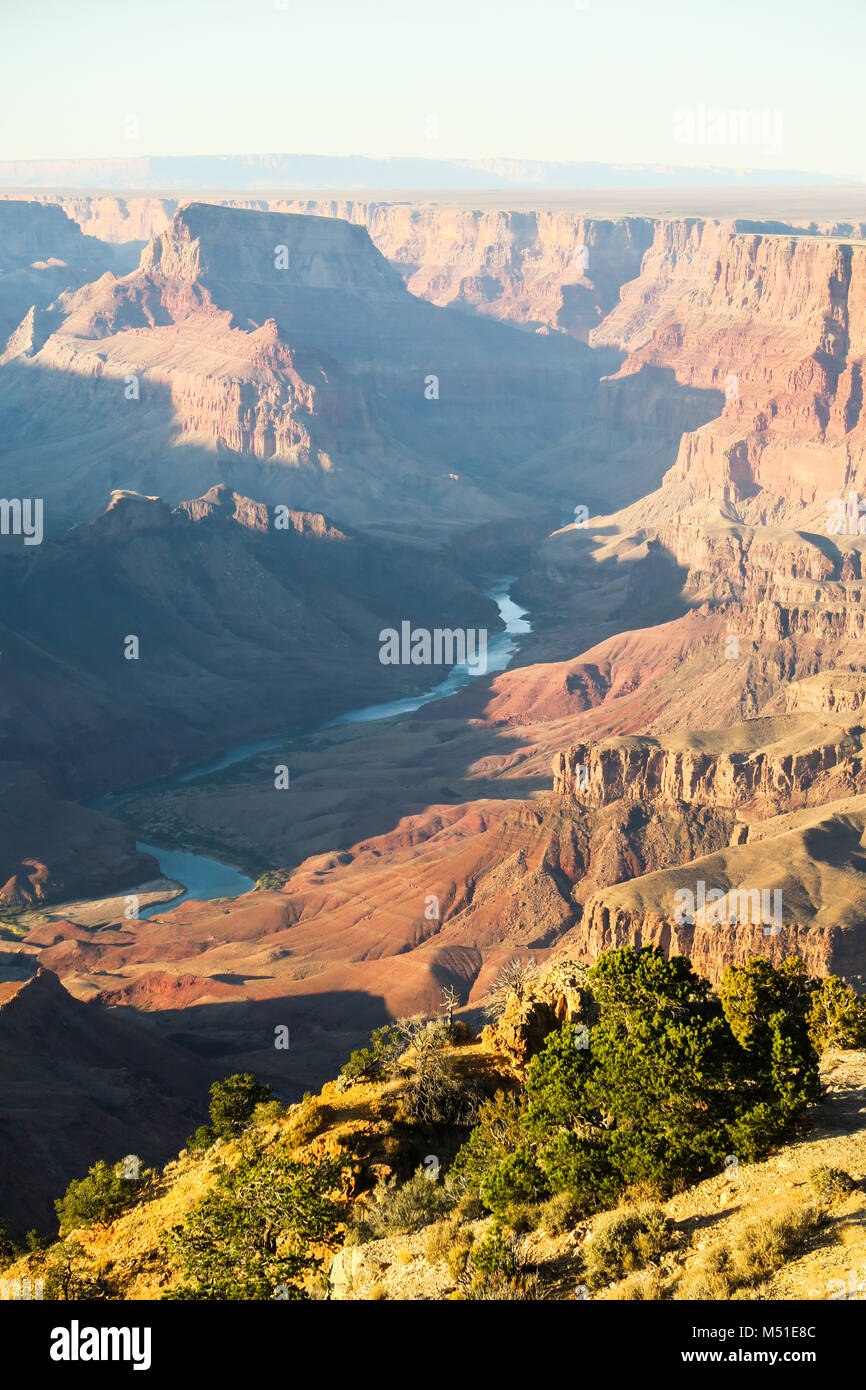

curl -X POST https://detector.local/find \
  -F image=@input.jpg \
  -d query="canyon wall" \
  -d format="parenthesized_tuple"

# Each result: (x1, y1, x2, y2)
(552, 717, 865, 813)
(593, 219, 866, 522)
(1, 195, 653, 340)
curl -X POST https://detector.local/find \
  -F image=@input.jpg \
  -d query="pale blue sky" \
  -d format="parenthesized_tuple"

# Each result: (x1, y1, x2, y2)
(1, 0, 863, 177)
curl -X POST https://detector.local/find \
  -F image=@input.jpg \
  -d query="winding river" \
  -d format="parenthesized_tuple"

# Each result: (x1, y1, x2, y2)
(122, 579, 530, 918)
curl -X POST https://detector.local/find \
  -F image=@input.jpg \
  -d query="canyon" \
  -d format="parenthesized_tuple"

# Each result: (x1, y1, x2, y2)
(3, 191, 866, 1231)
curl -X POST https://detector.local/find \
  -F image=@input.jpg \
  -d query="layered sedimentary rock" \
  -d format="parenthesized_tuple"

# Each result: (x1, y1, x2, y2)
(592, 219, 866, 524)
(341, 206, 655, 339)
(552, 715, 865, 815)
(572, 795, 866, 986)
(0, 483, 498, 800)
(786, 672, 866, 712)
(0, 199, 134, 343)
(0, 202, 610, 532)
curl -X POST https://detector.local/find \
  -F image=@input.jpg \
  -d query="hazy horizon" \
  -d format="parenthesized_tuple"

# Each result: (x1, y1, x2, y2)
(2, 0, 863, 180)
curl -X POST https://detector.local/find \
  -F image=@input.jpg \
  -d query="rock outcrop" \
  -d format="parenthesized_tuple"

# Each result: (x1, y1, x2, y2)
(0, 199, 134, 344)
(552, 715, 865, 814)
(592, 219, 866, 525)
(0, 202, 607, 532)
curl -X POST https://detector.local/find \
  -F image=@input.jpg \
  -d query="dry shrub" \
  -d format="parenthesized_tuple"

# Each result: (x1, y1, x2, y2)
(676, 1200, 823, 1300)
(455, 1191, 484, 1221)
(807, 1166, 857, 1205)
(424, 1217, 457, 1265)
(450, 1021, 475, 1045)
(351, 1168, 455, 1243)
(446, 1233, 473, 1280)
(676, 1244, 734, 1300)
(537, 1190, 582, 1236)
(423, 1215, 473, 1279)
(604, 1268, 668, 1300)
(584, 1203, 672, 1289)
(286, 1096, 330, 1145)
(729, 1201, 822, 1287)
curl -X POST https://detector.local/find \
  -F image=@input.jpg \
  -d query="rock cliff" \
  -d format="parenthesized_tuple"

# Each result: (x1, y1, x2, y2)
(592, 219, 866, 524)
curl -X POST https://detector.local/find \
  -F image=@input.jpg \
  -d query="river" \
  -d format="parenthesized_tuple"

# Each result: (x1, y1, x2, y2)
(126, 578, 530, 918)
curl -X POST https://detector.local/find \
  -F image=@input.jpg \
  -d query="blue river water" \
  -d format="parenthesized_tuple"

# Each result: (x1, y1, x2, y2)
(123, 579, 530, 917)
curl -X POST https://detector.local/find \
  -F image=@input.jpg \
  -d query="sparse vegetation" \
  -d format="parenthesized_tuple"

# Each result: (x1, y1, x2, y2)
(164, 1146, 340, 1299)
(473, 949, 823, 1219)
(207, 1073, 272, 1139)
(43, 1238, 116, 1301)
(676, 1201, 824, 1299)
(457, 1224, 538, 1300)
(55, 1159, 155, 1235)
(536, 1189, 583, 1236)
(253, 869, 293, 892)
(484, 958, 540, 1021)
(186, 1124, 216, 1153)
(15, 945, 859, 1303)
(584, 1203, 673, 1289)
(395, 1016, 482, 1126)
(448, 1089, 524, 1196)
(808, 976, 866, 1053)
(349, 1168, 455, 1244)
(807, 1165, 857, 1204)
(337, 1023, 403, 1089)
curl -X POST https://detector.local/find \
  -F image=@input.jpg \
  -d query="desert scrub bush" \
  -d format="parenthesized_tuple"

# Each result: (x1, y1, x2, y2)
(537, 1190, 583, 1236)
(337, 1024, 403, 1089)
(480, 1146, 548, 1216)
(678, 1200, 825, 1299)
(675, 1244, 734, 1300)
(208, 1073, 272, 1138)
(253, 869, 292, 891)
(423, 1217, 457, 1265)
(252, 1099, 286, 1126)
(286, 1095, 331, 1145)
(520, 950, 822, 1215)
(42, 1238, 116, 1300)
(457, 1224, 538, 1300)
(450, 1020, 475, 1045)
(483, 958, 541, 1021)
(455, 1191, 485, 1221)
(729, 1201, 822, 1288)
(807, 1166, 857, 1205)
(186, 1125, 216, 1154)
(163, 1147, 341, 1299)
(350, 1169, 456, 1243)
(584, 1203, 673, 1290)
(55, 1159, 156, 1234)
(807, 976, 866, 1052)
(448, 1089, 525, 1198)
(423, 1215, 474, 1277)
(447, 1230, 474, 1280)
(603, 1268, 669, 1300)
(395, 1017, 482, 1125)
